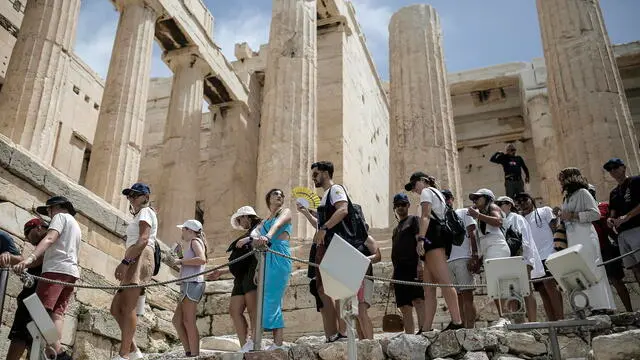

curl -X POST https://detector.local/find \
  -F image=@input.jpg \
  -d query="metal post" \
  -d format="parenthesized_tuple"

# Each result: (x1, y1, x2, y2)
(506, 319, 597, 360)
(253, 250, 266, 351)
(0, 268, 9, 323)
(548, 325, 561, 360)
(343, 296, 358, 360)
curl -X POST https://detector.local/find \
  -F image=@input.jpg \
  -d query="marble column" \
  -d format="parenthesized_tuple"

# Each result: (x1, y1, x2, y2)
(0, 0, 80, 163)
(156, 47, 209, 243)
(85, 0, 157, 211)
(204, 100, 258, 256)
(526, 91, 563, 206)
(537, 0, 640, 193)
(256, 0, 317, 240)
(389, 5, 462, 206)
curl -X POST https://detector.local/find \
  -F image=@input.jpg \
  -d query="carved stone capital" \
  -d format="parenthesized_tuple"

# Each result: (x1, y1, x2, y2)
(162, 46, 210, 76)
(114, 0, 162, 15)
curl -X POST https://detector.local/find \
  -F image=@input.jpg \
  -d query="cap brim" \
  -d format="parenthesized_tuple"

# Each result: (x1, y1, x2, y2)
(404, 182, 414, 192)
(469, 193, 482, 200)
(176, 225, 185, 229)
(122, 188, 133, 196)
(36, 206, 49, 215)
(230, 213, 245, 230)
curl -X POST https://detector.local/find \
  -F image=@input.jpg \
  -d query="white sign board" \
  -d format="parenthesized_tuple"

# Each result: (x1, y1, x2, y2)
(319, 234, 371, 300)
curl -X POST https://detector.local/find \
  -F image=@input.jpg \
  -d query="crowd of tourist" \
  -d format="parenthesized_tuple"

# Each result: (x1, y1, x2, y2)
(1, 147, 639, 358)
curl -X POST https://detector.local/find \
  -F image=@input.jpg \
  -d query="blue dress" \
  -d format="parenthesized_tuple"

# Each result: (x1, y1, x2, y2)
(260, 218, 292, 330)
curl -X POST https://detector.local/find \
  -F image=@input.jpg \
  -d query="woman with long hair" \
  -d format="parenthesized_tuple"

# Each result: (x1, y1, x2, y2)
(172, 220, 207, 357)
(404, 172, 463, 332)
(557, 167, 616, 314)
(111, 183, 157, 360)
(207, 206, 262, 352)
(253, 189, 293, 350)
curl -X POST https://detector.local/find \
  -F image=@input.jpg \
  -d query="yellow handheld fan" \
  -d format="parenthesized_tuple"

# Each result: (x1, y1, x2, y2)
(292, 186, 321, 210)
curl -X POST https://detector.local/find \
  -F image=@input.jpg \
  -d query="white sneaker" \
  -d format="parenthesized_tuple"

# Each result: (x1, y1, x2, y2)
(240, 339, 255, 352)
(129, 348, 144, 360)
(266, 344, 286, 351)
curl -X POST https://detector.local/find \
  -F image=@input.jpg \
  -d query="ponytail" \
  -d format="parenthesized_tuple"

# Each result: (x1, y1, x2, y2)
(195, 230, 208, 261)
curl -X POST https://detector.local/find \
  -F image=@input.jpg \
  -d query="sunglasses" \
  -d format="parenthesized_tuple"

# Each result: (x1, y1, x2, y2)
(270, 192, 285, 197)
(126, 192, 143, 199)
(393, 203, 409, 208)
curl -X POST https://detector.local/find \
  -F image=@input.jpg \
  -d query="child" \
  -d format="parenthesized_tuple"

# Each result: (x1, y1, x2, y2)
(171, 220, 207, 357)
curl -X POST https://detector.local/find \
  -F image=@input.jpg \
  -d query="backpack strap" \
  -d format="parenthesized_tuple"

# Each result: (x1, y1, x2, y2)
(427, 188, 446, 223)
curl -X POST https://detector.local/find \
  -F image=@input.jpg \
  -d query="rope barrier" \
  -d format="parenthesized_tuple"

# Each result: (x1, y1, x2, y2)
(0, 245, 638, 291)
(0, 250, 257, 291)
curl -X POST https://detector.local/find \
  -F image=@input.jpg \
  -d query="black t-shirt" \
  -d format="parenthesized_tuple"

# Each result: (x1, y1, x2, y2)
(609, 175, 640, 233)
(490, 152, 529, 179)
(391, 215, 420, 269)
(0, 230, 20, 256)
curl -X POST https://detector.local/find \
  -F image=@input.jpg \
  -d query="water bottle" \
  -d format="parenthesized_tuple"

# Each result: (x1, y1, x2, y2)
(136, 295, 146, 316)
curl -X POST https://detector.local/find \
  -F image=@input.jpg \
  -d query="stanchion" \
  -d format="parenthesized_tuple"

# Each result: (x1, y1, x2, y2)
(506, 319, 597, 360)
(341, 297, 358, 360)
(0, 268, 8, 323)
(253, 250, 266, 351)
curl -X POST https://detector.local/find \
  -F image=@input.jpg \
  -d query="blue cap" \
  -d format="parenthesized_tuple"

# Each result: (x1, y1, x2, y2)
(603, 158, 624, 171)
(393, 193, 409, 204)
(122, 182, 151, 196)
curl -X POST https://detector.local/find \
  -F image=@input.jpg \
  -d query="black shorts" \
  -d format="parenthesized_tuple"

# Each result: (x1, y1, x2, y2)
(8, 288, 37, 343)
(231, 269, 257, 296)
(533, 260, 555, 291)
(601, 243, 625, 281)
(422, 222, 448, 256)
(393, 267, 424, 308)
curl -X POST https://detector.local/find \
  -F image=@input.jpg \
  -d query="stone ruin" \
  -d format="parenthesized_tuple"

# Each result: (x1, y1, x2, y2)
(0, 0, 639, 359)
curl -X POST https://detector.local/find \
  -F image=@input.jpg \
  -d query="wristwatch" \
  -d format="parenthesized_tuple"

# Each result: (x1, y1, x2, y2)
(121, 258, 135, 265)
(319, 225, 329, 231)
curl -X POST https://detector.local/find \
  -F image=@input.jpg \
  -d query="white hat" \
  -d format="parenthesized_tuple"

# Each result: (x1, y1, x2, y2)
(177, 219, 203, 232)
(230, 206, 258, 230)
(469, 188, 495, 201)
(495, 196, 515, 206)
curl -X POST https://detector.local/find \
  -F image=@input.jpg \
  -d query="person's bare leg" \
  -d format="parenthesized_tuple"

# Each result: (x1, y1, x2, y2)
(413, 298, 425, 329)
(422, 266, 437, 331)
(356, 303, 373, 339)
(245, 290, 258, 339)
(181, 299, 200, 356)
(525, 294, 537, 322)
(172, 301, 190, 354)
(319, 293, 338, 338)
(632, 265, 640, 287)
(118, 288, 141, 357)
(611, 278, 633, 312)
(399, 305, 415, 334)
(545, 281, 564, 320)
(6, 340, 27, 360)
(461, 291, 476, 328)
(536, 286, 555, 321)
(49, 312, 65, 354)
(456, 293, 465, 325)
(335, 300, 347, 334)
(273, 328, 284, 346)
(229, 296, 248, 345)
(425, 249, 462, 324)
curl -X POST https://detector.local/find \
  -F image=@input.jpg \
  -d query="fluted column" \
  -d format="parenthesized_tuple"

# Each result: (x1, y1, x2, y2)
(526, 91, 562, 206)
(256, 0, 317, 239)
(537, 0, 640, 193)
(204, 101, 258, 256)
(156, 47, 209, 244)
(389, 5, 462, 206)
(0, 0, 80, 163)
(85, 0, 157, 211)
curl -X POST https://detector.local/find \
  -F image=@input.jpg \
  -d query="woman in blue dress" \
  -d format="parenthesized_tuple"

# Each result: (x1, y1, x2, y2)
(253, 188, 292, 350)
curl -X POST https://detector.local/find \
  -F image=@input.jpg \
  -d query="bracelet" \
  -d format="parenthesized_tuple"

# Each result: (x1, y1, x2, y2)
(121, 258, 135, 265)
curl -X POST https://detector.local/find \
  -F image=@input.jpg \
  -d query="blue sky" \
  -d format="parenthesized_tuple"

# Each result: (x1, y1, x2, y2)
(75, 0, 640, 81)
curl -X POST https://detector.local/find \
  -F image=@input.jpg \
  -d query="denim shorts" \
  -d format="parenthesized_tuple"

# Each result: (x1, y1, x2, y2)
(180, 282, 205, 302)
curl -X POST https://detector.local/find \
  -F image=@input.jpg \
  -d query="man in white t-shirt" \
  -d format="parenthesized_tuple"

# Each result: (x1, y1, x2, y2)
(14, 196, 81, 360)
(514, 192, 564, 321)
(442, 190, 478, 329)
(298, 161, 374, 341)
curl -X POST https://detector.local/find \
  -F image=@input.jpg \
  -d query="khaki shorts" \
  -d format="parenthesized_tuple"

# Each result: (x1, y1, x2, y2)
(447, 258, 474, 292)
(121, 246, 154, 285)
(618, 227, 640, 268)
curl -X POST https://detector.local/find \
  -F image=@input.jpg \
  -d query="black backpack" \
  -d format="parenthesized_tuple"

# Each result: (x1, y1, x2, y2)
(153, 241, 161, 276)
(428, 189, 466, 247)
(324, 185, 369, 253)
(504, 225, 523, 256)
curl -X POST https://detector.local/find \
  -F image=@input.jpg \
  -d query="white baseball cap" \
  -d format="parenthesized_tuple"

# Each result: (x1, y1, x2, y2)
(230, 206, 258, 230)
(177, 219, 203, 232)
(469, 188, 495, 201)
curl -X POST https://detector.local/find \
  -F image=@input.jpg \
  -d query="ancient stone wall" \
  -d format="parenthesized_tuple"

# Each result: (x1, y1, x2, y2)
(0, 135, 181, 359)
(0, 0, 23, 83)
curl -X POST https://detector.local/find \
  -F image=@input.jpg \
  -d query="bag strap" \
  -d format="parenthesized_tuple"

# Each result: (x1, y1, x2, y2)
(427, 188, 445, 223)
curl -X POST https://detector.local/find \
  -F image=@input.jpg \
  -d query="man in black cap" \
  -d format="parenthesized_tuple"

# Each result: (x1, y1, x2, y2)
(13, 196, 81, 360)
(604, 158, 640, 284)
(490, 143, 530, 198)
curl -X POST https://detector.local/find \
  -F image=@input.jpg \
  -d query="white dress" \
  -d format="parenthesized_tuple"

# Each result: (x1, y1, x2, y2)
(562, 188, 616, 311)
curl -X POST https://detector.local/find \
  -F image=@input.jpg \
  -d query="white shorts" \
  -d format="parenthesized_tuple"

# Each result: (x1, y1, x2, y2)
(480, 234, 510, 260)
(447, 258, 474, 292)
(618, 227, 640, 268)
